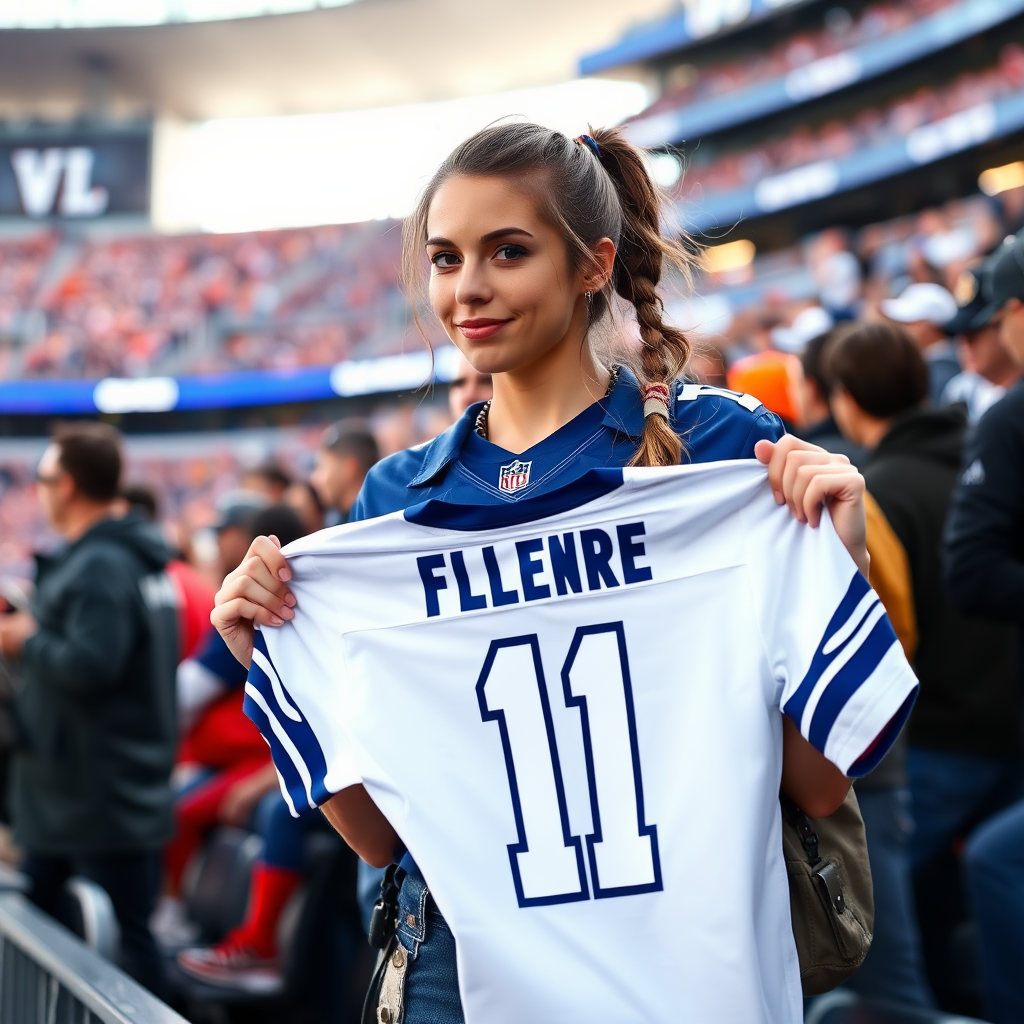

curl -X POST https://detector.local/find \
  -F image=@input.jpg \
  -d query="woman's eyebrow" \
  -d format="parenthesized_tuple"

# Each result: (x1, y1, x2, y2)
(481, 227, 534, 243)
(425, 227, 534, 248)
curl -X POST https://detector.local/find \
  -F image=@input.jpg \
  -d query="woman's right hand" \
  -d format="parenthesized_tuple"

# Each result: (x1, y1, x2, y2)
(211, 535, 296, 668)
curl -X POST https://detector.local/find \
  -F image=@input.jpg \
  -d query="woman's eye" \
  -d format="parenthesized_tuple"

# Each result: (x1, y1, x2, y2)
(495, 244, 528, 261)
(430, 252, 460, 269)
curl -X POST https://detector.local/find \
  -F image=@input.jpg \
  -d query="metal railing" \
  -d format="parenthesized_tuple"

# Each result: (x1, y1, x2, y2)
(0, 867, 187, 1024)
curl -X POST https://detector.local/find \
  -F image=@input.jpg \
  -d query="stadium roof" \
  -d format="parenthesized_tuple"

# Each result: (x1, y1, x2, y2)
(0, 0, 361, 29)
(0, 0, 666, 121)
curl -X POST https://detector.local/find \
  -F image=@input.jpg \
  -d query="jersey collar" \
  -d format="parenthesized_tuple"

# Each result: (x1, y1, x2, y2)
(407, 365, 649, 489)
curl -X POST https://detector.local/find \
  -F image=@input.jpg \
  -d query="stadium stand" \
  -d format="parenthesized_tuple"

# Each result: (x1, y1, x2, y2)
(0, 220, 409, 380)
(1, 1, 1023, 1022)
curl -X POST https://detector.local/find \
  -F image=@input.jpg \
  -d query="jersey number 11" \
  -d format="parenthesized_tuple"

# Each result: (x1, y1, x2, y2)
(477, 622, 662, 908)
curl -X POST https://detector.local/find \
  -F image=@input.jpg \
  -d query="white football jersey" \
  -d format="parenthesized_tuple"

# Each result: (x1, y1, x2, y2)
(245, 461, 917, 1024)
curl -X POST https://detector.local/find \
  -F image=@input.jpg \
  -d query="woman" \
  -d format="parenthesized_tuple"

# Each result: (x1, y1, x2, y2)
(213, 125, 896, 1022)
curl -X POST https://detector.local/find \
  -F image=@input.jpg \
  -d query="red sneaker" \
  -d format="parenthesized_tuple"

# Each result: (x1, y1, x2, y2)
(177, 936, 283, 994)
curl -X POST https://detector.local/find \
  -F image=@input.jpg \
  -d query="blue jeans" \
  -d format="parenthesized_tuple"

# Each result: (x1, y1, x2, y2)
(906, 748, 1024, 1008)
(965, 797, 1024, 1024)
(906, 749, 1024, 870)
(395, 868, 464, 1024)
(844, 787, 934, 1008)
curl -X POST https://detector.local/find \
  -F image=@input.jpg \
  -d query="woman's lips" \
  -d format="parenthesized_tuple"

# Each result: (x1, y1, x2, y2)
(456, 318, 511, 340)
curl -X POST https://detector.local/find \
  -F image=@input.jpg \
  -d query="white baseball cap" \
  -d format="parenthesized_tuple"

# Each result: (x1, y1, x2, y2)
(880, 282, 958, 327)
(770, 306, 834, 353)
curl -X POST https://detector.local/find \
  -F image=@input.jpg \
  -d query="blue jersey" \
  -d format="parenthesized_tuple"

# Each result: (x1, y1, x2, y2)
(351, 368, 784, 521)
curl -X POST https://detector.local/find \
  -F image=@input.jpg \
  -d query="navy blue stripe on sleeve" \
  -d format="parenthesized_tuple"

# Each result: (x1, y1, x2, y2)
(807, 613, 899, 752)
(782, 572, 899, 752)
(243, 629, 332, 815)
(783, 572, 873, 726)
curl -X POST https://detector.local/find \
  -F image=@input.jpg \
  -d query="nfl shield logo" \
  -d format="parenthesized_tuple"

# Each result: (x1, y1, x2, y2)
(498, 459, 532, 493)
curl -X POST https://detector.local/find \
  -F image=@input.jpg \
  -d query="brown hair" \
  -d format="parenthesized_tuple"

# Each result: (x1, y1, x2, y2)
(823, 321, 928, 419)
(52, 422, 123, 502)
(401, 123, 695, 467)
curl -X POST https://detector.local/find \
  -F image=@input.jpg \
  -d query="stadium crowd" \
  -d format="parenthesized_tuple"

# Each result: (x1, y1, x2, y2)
(2, 162, 1024, 1022)
(688, 43, 1024, 196)
(0, 219, 410, 380)
(1, 215, 1024, 1019)
(636, 0, 962, 118)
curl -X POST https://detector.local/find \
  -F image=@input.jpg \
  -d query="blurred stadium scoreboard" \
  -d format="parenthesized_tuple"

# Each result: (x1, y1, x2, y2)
(0, 123, 149, 221)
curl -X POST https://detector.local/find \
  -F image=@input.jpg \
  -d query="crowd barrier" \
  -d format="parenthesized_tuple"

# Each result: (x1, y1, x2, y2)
(0, 867, 186, 1024)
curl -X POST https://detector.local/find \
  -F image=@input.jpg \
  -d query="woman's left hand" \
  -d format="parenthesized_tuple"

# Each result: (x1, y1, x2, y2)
(755, 436, 868, 577)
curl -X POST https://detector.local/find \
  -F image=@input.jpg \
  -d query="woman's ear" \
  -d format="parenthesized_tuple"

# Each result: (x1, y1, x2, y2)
(583, 237, 616, 295)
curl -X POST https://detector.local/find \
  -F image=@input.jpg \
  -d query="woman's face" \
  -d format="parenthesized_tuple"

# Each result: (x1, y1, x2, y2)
(426, 174, 586, 376)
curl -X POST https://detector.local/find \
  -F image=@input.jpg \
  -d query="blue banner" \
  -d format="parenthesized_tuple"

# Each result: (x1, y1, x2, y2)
(0, 348, 458, 416)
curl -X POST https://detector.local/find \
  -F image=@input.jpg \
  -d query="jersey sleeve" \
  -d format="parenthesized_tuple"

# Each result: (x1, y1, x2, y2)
(242, 568, 362, 816)
(742, 487, 918, 777)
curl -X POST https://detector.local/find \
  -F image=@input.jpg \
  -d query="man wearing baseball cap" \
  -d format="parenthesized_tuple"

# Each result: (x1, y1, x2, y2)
(944, 231, 1024, 1024)
(881, 282, 960, 405)
(941, 255, 1022, 423)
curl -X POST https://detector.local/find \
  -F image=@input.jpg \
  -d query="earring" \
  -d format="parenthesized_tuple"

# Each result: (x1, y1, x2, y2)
(585, 291, 593, 302)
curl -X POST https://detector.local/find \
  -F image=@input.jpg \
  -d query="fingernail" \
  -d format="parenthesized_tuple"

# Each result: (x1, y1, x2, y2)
(773, 490, 783, 503)
(270, 615, 284, 626)
(280, 607, 294, 619)
(278, 568, 291, 582)
(284, 593, 296, 607)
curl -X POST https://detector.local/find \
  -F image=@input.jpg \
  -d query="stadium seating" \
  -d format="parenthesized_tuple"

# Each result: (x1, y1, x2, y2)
(169, 825, 369, 1021)
(0, 220, 408, 381)
(684, 46, 1024, 204)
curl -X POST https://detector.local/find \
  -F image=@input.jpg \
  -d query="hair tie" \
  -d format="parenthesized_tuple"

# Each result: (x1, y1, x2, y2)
(575, 134, 602, 159)
(642, 383, 671, 421)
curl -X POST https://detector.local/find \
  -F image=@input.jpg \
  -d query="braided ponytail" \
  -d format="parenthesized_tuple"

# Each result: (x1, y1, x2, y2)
(589, 128, 692, 467)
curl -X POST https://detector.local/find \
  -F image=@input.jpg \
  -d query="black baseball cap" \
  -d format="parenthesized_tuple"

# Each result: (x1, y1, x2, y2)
(213, 490, 268, 531)
(970, 233, 1024, 330)
(944, 262, 989, 336)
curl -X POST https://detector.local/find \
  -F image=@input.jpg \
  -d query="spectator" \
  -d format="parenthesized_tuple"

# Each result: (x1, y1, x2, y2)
(941, 252, 1023, 423)
(847, 484, 933, 1008)
(240, 463, 291, 502)
(156, 503, 305, 950)
(880, 283, 960, 404)
(769, 305, 833, 354)
(945, 231, 1024, 1024)
(282, 480, 325, 535)
(120, 483, 217, 661)
(176, 503, 337, 990)
(309, 419, 379, 526)
(0, 424, 178, 997)
(211, 490, 268, 591)
(827, 322, 1018, 1007)
(795, 329, 865, 465)
(447, 349, 493, 420)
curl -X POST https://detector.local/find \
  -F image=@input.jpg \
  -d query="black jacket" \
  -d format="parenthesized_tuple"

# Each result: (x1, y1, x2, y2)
(945, 381, 1024, 698)
(864, 406, 1017, 756)
(798, 415, 866, 468)
(13, 512, 178, 854)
